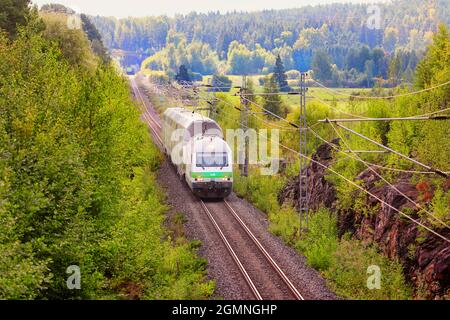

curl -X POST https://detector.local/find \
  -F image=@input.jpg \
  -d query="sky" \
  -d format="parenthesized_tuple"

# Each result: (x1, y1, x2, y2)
(31, 0, 386, 18)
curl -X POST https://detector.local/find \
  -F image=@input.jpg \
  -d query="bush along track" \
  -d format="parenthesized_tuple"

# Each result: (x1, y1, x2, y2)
(0, 12, 213, 300)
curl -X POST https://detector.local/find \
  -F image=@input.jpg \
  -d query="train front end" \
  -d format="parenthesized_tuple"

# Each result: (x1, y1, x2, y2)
(189, 136, 233, 199)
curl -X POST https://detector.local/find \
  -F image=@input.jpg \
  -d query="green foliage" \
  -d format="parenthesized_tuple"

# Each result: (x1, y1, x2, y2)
(80, 14, 110, 63)
(267, 206, 411, 300)
(0, 0, 30, 38)
(233, 168, 285, 214)
(175, 64, 191, 83)
(430, 188, 450, 227)
(269, 207, 338, 271)
(273, 54, 290, 92)
(324, 240, 412, 300)
(0, 15, 213, 300)
(312, 51, 333, 81)
(268, 207, 300, 246)
(262, 75, 287, 119)
(0, 241, 51, 299)
(41, 12, 98, 69)
(415, 24, 450, 90)
(226, 42, 275, 75)
(142, 37, 220, 76)
(93, 0, 448, 84)
(211, 75, 232, 92)
(296, 209, 338, 271)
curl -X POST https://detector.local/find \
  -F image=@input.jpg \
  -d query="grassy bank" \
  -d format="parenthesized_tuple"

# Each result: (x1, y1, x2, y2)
(234, 170, 412, 300)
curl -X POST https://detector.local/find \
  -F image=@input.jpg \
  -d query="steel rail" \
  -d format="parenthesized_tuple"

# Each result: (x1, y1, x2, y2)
(200, 201, 263, 300)
(223, 200, 305, 300)
(130, 78, 164, 147)
(133, 78, 305, 299)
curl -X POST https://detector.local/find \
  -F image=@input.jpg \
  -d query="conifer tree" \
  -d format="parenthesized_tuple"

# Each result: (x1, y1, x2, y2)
(273, 54, 290, 92)
(175, 65, 191, 84)
(262, 75, 286, 119)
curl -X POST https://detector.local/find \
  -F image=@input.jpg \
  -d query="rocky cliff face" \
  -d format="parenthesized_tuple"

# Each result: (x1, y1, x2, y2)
(278, 141, 450, 299)
(278, 139, 339, 212)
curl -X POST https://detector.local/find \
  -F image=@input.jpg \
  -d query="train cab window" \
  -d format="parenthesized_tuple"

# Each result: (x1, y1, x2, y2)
(196, 152, 228, 168)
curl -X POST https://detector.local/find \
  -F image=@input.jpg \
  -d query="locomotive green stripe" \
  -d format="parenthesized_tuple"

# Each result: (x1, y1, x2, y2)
(191, 172, 233, 179)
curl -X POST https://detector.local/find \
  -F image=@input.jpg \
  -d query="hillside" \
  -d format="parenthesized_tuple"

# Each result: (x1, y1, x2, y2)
(0, 2, 213, 299)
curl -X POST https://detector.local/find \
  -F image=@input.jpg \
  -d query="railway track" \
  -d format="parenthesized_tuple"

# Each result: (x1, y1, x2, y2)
(201, 200, 304, 300)
(131, 76, 305, 300)
(130, 77, 164, 148)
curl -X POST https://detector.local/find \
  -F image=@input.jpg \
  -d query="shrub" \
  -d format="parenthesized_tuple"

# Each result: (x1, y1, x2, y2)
(295, 208, 338, 271)
(269, 206, 299, 246)
(325, 239, 412, 300)
(234, 168, 285, 214)
(143, 70, 169, 84)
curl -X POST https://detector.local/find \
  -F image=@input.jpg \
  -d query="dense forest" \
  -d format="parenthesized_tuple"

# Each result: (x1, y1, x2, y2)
(91, 0, 450, 86)
(0, 1, 213, 299)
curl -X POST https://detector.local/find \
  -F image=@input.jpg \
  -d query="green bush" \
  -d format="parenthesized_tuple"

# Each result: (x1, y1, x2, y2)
(295, 208, 338, 271)
(0, 16, 213, 300)
(142, 70, 169, 85)
(233, 168, 285, 214)
(325, 240, 412, 300)
(268, 206, 300, 246)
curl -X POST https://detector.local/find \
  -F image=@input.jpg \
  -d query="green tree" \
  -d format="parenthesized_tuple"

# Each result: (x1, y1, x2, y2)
(415, 23, 450, 90)
(312, 51, 333, 82)
(175, 64, 191, 83)
(388, 52, 402, 86)
(80, 14, 110, 63)
(273, 54, 290, 92)
(0, 0, 30, 38)
(41, 12, 98, 68)
(0, 12, 213, 300)
(262, 75, 286, 119)
(211, 74, 232, 92)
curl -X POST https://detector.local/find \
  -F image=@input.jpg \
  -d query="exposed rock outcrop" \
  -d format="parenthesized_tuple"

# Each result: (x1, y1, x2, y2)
(278, 139, 339, 212)
(278, 141, 450, 299)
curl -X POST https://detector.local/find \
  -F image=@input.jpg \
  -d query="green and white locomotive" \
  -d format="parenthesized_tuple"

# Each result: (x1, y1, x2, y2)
(162, 108, 233, 198)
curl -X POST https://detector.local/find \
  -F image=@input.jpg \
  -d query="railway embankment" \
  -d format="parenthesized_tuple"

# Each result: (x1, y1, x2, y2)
(279, 141, 449, 299)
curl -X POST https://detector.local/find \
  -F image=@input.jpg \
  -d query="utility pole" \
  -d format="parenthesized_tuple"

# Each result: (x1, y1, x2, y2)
(299, 72, 309, 235)
(239, 75, 249, 177)
(208, 78, 217, 120)
(192, 85, 199, 113)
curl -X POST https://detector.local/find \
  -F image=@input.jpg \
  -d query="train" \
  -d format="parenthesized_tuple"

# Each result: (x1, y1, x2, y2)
(162, 108, 233, 198)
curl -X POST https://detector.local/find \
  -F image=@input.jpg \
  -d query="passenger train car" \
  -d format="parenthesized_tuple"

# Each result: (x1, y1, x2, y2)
(162, 108, 233, 198)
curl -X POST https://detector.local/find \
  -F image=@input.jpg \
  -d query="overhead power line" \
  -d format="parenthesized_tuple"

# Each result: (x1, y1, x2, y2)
(308, 124, 449, 175)
(328, 122, 450, 230)
(208, 108, 450, 244)
(311, 94, 372, 119)
(311, 79, 450, 100)
(333, 123, 449, 178)
(319, 115, 450, 123)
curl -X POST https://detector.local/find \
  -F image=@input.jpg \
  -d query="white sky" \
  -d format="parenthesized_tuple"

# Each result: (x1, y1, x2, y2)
(31, 0, 386, 18)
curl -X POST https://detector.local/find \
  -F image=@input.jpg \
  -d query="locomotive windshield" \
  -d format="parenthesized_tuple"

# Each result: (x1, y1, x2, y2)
(196, 152, 228, 168)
